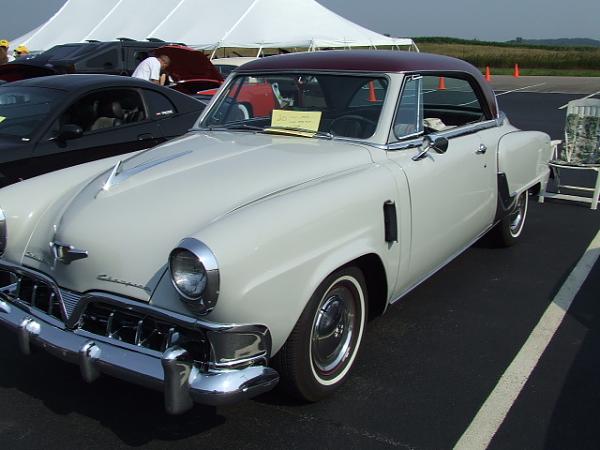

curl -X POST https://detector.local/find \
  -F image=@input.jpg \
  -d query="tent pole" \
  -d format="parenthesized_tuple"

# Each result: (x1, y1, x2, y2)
(210, 47, 218, 60)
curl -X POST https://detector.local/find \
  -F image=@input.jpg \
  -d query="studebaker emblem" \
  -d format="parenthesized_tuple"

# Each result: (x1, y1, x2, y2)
(49, 241, 88, 265)
(97, 274, 151, 294)
(24, 251, 46, 264)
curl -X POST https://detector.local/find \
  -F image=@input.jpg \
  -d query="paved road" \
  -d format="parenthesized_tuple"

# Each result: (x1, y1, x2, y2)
(0, 93, 598, 450)
(491, 75, 600, 94)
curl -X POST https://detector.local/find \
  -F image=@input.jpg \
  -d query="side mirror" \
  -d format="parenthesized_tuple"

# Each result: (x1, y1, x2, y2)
(56, 124, 83, 141)
(412, 135, 449, 161)
(431, 136, 448, 154)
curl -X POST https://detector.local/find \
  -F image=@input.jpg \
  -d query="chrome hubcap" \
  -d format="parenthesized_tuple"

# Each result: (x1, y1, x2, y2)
(510, 193, 527, 235)
(311, 286, 356, 375)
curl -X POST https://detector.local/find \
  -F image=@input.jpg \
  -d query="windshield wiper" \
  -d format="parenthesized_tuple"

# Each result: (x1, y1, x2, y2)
(207, 123, 265, 132)
(264, 126, 334, 140)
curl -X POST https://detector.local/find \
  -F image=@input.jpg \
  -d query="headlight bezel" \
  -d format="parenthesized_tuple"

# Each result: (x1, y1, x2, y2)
(169, 238, 220, 314)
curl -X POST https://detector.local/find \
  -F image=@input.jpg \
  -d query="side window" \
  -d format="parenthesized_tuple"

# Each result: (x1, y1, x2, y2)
(144, 90, 177, 118)
(81, 49, 119, 71)
(393, 76, 423, 140)
(54, 89, 147, 135)
(421, 75, 484, 129)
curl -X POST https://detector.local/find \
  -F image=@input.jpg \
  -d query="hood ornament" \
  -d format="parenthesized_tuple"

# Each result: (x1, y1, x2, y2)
(102, 160, 122, 192)
(49, 241, 88, 265)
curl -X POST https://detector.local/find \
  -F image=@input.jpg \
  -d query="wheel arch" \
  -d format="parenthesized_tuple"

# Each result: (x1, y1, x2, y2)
(345, 253, 388, 320)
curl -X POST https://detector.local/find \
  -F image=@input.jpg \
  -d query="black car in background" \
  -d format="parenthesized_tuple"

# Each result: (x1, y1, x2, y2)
(0, 74, 204, 187)
(0, 39, 176, 83)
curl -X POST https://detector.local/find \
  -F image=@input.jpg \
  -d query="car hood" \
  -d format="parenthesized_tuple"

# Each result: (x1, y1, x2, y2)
(22, 131, 373, 300)
(154, 45, 223, 83)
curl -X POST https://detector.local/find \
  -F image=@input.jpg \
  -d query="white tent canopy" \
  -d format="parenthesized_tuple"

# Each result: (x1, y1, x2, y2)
(12, 0, 416, 53)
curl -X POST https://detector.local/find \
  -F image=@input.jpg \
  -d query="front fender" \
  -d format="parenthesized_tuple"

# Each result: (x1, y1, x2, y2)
(151, 164, 402, 354)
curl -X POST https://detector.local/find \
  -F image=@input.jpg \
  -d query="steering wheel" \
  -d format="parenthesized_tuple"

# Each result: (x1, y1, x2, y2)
(329, 114, 378, 138)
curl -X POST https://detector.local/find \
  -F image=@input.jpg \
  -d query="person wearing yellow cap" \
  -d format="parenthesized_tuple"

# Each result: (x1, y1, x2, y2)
(13, 44, 29, 59)
(0, 40, 14, 65)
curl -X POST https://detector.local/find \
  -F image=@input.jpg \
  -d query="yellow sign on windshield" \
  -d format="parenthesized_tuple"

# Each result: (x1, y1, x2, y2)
(0, 116, 6, 124)
(270, 110, 322, 133)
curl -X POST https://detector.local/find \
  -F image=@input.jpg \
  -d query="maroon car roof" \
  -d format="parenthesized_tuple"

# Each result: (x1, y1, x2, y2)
(238, 50, 497, 117)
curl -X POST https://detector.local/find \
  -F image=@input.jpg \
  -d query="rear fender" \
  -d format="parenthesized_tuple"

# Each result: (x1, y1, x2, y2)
(497, 131, 553, 196)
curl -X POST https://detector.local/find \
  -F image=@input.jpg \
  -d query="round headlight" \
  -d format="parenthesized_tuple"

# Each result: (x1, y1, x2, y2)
(170, 248, 207, 300)
(169, 238, 220, 314)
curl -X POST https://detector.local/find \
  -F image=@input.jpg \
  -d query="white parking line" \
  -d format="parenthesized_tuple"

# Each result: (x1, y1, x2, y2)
(454, 228, 600, 450)
(558, 90, 600, 109)
(494, 83, 546, 96)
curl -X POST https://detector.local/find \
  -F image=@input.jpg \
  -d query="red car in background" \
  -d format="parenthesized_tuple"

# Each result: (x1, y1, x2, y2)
(154, 45, 224, 94)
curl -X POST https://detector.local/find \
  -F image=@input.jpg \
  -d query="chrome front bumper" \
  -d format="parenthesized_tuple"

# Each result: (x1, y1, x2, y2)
(0, 265, 279, 415)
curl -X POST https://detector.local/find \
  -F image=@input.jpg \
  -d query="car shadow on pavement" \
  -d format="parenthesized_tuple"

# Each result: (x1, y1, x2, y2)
(0, 329, 225, 446)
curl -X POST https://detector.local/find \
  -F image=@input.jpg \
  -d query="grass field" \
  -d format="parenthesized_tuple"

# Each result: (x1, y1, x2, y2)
(414, 38, 600, 76)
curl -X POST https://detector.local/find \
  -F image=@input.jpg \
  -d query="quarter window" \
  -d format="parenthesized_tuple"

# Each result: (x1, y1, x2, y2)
(144, 90, 177, 118)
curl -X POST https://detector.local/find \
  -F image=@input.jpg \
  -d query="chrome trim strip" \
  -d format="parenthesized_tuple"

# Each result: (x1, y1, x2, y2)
(386, 119, 499, 152)
(0, 208, 6, 256)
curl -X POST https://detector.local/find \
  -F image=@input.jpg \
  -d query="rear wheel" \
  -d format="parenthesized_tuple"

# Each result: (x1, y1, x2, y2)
(273, 266, 367, 402)
(489, 189, 529, 247)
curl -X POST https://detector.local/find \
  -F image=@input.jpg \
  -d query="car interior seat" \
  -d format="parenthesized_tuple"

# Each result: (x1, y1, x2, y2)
(91, 100, 124, 131)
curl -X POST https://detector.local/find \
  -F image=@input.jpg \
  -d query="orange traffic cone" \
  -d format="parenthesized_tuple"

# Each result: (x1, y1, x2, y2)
(513, 64, 520, 78)
(368, 81, 377, 102)
(438, 76, 446, 90)
(485, 66, 491, 82)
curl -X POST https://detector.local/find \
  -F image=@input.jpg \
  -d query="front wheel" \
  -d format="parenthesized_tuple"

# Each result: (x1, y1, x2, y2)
(273, 266, 367, 402)
(489, 189, 529, 247)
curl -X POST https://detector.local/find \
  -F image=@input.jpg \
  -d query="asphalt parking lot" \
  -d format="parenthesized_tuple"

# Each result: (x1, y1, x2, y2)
(0, 80, 599, 450)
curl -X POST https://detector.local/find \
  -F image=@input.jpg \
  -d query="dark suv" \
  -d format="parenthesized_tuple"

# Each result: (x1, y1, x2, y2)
(0, 39, 183, 82)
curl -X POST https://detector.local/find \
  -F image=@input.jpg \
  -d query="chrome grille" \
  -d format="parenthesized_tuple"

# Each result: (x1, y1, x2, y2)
(0, 270, 63, 321)
(59, 288, 82, 318)
(79, 302, 210, 362)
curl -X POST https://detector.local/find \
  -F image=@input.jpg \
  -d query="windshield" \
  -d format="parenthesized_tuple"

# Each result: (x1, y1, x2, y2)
(200, 73, 388, 139)
(0, 87, 63, 138)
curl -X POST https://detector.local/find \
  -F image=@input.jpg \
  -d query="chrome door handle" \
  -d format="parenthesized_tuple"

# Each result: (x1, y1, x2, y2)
(476, 144, 487, 154)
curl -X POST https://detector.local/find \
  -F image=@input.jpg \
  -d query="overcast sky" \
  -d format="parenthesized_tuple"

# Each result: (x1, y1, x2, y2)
(2, 0, 599, 42)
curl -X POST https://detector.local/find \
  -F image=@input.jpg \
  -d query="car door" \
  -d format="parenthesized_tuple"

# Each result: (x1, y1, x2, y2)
(30, 87, 163, 178)
(387, 74, 497, 287)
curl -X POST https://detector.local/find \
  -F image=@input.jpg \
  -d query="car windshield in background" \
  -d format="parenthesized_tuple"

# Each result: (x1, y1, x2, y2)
(0, 87, 63, 138)
(200, 73, 388, 139)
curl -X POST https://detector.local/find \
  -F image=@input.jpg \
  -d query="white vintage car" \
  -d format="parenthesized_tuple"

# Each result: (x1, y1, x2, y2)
(0, 51, 553, 414)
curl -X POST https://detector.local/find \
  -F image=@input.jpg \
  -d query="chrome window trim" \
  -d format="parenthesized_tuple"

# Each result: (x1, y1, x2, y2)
(390, 74, 424, 143)
(0, 208, 6, 256)
(385, 119, 499, 152)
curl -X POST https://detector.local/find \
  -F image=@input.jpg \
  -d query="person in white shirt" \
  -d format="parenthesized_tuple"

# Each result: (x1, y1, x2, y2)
(132, 55, 170, 85)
